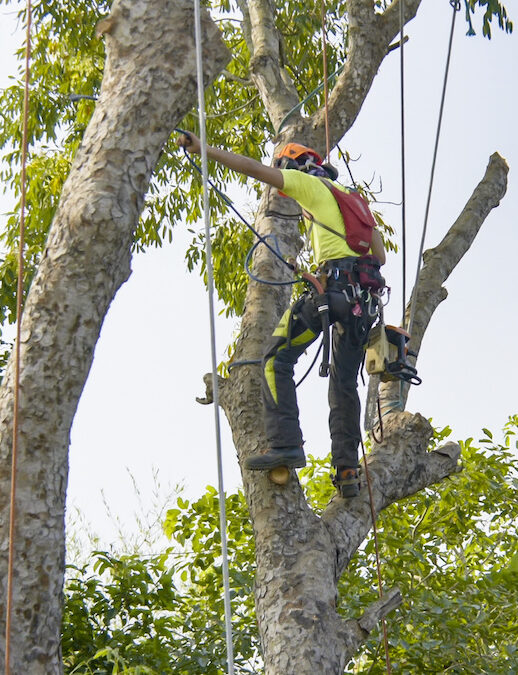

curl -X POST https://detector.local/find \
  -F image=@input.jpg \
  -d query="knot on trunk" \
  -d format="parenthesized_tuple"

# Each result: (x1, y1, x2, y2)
(196, 372, 227, 405)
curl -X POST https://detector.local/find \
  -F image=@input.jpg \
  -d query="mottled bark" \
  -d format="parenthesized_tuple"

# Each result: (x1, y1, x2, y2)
(314, 0, 423, 144)
(245, 0, 300, 128)
(0, 0, 228, 671)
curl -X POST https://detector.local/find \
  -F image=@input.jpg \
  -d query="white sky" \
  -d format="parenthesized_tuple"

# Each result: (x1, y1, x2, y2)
(1, 2, 517, 546)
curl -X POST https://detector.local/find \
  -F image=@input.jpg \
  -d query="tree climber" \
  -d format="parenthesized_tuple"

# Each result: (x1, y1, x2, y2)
(177, 132, 386, 498)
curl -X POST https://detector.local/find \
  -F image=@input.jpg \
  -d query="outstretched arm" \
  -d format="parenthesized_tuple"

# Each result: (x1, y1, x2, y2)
(176, 131, 284, 190)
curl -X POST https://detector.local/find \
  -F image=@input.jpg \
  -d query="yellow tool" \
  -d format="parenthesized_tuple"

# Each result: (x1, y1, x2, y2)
(365, 324, 421, 384)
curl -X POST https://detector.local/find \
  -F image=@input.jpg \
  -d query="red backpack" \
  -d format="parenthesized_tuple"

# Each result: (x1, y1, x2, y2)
(306, 179, 377, 255)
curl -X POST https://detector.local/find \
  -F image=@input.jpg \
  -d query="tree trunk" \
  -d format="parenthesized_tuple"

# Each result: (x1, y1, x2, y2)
(0, 1, 228, 671)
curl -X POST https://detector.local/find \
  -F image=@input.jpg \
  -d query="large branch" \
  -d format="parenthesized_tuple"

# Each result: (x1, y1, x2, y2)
(241, 0, 300, 129)
(296, 0, 423, 149)
(239, 1, 426, 153)
(343, 587, 403, 657)
(382, 151, 509, 409)
(322, 412, 461, 575)
(0, 1, 229, 670)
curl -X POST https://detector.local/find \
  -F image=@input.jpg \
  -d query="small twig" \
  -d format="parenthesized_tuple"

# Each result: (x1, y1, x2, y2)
(388, 35, 409, 53)
(196, 372, 214, 405)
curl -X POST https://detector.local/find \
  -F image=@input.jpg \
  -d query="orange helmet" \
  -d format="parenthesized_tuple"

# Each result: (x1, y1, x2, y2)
(274, 142, 323, 168)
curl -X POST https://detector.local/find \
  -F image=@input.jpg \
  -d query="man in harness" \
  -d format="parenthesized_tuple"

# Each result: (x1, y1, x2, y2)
(177, 133, 386, 498)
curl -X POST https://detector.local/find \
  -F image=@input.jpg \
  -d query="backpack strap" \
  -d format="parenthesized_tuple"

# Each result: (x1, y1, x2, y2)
(301, 208, 348, 242)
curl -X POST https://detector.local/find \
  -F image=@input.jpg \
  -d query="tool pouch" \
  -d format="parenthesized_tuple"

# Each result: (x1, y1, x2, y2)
(355, 255, 385, 291)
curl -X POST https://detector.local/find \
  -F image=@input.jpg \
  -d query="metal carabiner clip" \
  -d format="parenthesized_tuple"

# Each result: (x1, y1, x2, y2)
(341, 284, 354, 303)
(367, 293, 379, 317)
(380, 286, 391, 307)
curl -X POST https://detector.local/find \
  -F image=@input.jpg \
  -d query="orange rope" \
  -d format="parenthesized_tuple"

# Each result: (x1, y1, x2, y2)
(320, 0, 331, 161)
(5, 1, 32, 672)
(361, 439, 392, 674)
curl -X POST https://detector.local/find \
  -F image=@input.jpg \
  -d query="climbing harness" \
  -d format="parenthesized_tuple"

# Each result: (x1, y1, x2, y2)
(5, 2, 31, 672)
(192, 1, 235, 671)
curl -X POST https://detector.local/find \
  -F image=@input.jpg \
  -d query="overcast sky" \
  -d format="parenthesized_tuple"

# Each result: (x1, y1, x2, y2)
(1, 2, 517, 547)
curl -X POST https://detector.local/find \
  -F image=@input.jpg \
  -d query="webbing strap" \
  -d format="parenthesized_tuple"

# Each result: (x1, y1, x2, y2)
(304, 210, 348, 243)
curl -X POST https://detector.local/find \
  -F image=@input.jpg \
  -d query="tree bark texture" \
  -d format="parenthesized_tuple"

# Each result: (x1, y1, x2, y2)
(0, 1, 229, 671)
(214, 1, 510, 673)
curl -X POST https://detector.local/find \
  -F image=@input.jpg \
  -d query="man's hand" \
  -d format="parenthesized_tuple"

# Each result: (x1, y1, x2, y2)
(175, 131, 284, 190)
(176, 131, 201, 154)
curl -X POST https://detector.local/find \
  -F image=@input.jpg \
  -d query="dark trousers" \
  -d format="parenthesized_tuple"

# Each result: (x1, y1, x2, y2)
(261, 278, 372, 469)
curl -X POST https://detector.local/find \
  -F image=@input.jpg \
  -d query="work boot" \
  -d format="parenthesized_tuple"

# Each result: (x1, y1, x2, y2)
(244, 446, 306, 471)
(332, 467, 361, 498)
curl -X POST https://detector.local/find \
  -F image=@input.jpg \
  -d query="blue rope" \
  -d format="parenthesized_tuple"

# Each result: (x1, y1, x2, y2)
(244, 236, 301, 287)
(175, 131, 300, 285)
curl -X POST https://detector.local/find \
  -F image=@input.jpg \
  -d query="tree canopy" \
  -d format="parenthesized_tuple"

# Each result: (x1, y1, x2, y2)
(62, 420, 518, 673)
(0, 0, 513, 364)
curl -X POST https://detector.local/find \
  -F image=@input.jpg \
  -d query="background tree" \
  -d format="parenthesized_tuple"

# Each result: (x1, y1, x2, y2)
(0, 0, 514, 672)
(0, 0, 229, 671)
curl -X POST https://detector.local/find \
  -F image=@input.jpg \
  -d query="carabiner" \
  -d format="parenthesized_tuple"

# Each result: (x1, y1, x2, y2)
(341, 284, 355, 303)
(367, 294, 379, 318)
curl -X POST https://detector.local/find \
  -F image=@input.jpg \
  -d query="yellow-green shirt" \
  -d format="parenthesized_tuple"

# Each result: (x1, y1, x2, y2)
(280, 169, 360, 264)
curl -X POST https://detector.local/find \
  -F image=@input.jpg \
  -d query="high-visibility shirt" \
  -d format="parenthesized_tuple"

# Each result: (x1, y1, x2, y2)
(280, 169, 360, 264)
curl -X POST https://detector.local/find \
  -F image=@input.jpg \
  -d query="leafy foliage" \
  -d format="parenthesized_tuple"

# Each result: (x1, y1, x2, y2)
(63, 419, 518, 673)
(63, 488, 259, 674)
(341, 418, 518, 673)
(465, 0, 513, 38)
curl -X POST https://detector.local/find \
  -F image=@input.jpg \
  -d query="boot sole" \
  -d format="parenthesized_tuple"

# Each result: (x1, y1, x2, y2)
(245, 457, 306, 471)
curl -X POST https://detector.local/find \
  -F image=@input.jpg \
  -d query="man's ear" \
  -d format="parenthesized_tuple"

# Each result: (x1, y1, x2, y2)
(274, 157, 300, 170)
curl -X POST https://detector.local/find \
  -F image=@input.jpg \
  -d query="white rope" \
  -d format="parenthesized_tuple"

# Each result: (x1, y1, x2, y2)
(192, 1, 235, 672)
